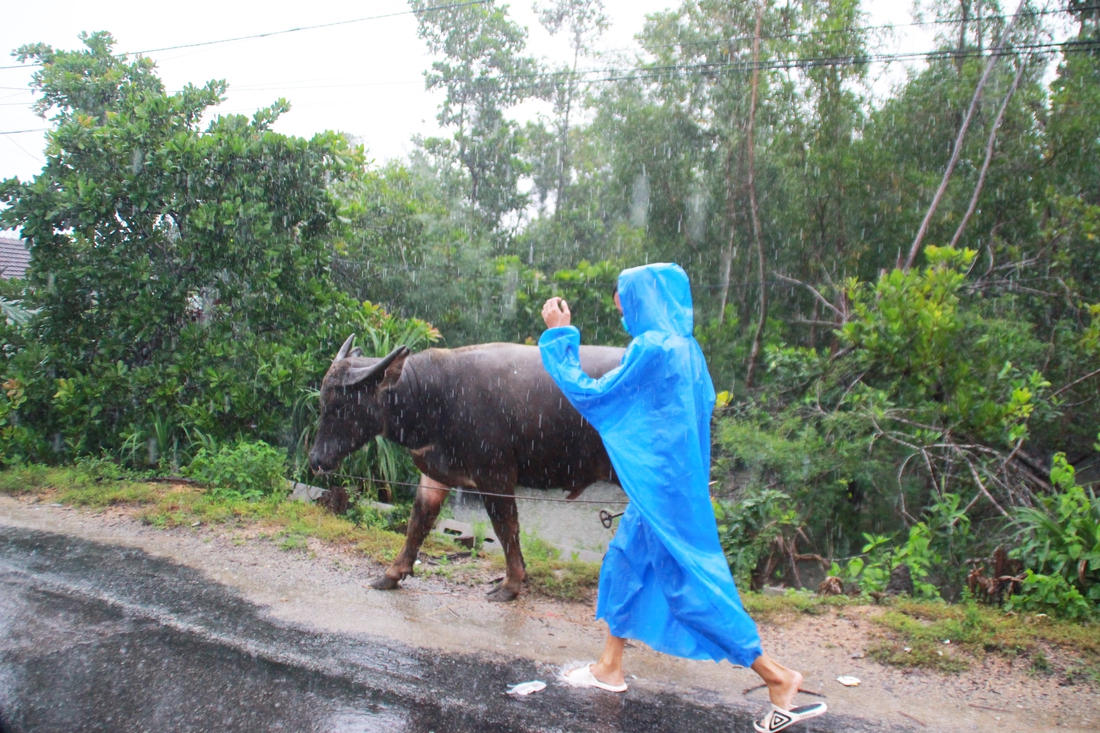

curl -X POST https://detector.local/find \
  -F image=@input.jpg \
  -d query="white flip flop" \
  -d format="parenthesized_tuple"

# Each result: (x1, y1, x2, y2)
(562, 664, 628, 693)
(753, 702, 828, 732)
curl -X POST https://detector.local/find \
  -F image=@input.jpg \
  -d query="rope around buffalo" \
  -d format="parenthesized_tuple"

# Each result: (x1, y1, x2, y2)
(332, 472, 631, 505)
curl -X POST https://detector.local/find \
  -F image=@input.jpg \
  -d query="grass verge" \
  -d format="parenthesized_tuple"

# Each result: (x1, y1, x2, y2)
(867, 597, 1100, 680)
(0, 464, 453, 563)
(742, 590, 858, 624)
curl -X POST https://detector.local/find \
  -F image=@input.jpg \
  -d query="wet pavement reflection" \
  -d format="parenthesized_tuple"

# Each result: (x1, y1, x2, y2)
(0, 527, 894, 732)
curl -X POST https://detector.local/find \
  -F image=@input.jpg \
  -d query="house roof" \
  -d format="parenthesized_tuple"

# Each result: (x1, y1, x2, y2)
(0, 236, 30, 279)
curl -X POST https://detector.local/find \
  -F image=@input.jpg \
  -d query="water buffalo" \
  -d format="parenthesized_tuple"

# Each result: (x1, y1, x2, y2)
(309, 335, 625, 601)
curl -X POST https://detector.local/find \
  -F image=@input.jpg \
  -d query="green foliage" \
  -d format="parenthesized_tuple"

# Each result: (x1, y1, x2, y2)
(829, 524, 941, 599)
(521, 530, 562, 562)
(345, 497, 410, 536)
(713, 488, 797, 589)
(714, 251, 1058, 596)
(183, 440, 287, 501)
(0, 463, 454, 564)
(1005, 571, 1096, 621)
(0, 34, 438, 472)
(1012, 452, 1100, 612)
(491, 256, 626, 345)
(409, 0, 539, 225)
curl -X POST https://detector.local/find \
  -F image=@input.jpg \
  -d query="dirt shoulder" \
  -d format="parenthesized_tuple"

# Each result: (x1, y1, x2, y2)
(0, 494, 1094, 733)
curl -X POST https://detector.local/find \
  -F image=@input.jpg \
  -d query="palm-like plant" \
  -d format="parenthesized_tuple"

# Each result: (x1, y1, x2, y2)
(1012, 452, 1100, 604)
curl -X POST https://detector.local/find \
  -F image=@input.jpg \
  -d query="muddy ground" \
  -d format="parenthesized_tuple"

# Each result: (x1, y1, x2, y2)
(0, 495, 1093, 732)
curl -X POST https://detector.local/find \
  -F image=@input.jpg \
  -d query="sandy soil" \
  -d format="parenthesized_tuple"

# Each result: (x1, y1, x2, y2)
(0, 494, 1094, 733)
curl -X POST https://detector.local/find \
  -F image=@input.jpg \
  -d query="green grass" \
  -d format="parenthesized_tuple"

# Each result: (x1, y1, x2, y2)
(867, 597, 1100, 678)
(0, 463, 453, 562)
(524, 558, 602, 602)
(701, 588, 1098, 683)
(741, 590, 858, 623)
(475, 531, 605, 602)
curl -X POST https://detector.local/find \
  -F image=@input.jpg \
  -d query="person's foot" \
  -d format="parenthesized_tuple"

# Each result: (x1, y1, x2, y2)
(587, 661, 626, 689)
(766, 668, 803, 710)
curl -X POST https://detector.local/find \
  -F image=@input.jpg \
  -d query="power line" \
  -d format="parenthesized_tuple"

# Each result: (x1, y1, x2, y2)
(0, 0, 493, 71)
(2, 1, 1082, 75)
(130, 0, 492, 54)
(158, 4, 1100, 96)
(2, 11, 1092, 122)
(633, 3, 1100, 54)
(342, 38, 1095, 96)
(0, 131, 45, 164)
(0, 128, 48, 134)
(118, 37, 1100, 101)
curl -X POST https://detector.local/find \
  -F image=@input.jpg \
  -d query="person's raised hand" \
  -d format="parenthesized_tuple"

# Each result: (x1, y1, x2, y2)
(541, 297, 571, 328)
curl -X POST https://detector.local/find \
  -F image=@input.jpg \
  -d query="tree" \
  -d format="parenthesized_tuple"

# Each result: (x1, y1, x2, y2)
(0, 32, 435, 461)
(535, 0, 608, 214)
(410, 0, 541, 225)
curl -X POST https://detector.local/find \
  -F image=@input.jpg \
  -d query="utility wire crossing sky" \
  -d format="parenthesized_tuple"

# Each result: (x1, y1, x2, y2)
(0, 1, 1079, 188)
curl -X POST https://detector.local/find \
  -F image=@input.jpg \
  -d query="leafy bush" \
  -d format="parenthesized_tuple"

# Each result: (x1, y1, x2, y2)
(713, 249, 1056, 597)
(345, 497, 410, 535)
(1012, 452, 1100, 611)
(713, 488, 798, 590)
(830, 526, 941, 599)
(0, 33, 440, 475)
(184, 440, 287, 501)
(1005, 571, 1096, 621)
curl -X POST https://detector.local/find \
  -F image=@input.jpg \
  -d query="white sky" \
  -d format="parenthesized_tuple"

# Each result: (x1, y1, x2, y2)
(0, 0, 926, 189)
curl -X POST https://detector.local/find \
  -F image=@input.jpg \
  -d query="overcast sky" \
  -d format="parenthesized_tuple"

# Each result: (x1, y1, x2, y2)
(0, 0, 927, 190)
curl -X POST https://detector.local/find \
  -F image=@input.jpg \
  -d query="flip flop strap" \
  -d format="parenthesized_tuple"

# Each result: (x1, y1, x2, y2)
(764, 707, 796, 732)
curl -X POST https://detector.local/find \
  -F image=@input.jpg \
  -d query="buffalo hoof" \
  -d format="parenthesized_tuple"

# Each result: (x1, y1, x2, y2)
(369, 574, 402, 591)
(486, 584, 520, 602)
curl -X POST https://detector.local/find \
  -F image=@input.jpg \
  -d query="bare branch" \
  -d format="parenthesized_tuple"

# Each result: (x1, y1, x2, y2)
(963, 457, 1011, 517)
(904, 0, 1027, 270)
(1050, 367, 1100, 399)
(774, 272, 844, 320)
(744, 3, 767, 388)
(949, 35, 1036, 249)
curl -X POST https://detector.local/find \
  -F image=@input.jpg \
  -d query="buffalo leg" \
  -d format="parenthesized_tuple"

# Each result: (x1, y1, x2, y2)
(481, 481, 526, 602)
(370, 474, 449, 591)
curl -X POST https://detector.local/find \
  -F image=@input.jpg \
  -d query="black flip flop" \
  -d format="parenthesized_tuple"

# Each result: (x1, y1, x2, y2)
(753, 702, 828, 732)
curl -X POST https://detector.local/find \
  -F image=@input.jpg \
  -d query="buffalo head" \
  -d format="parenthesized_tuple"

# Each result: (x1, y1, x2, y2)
(308, 335, 410, 474)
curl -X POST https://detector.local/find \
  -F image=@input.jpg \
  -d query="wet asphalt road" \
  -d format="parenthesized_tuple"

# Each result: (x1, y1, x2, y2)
(0, 526, 905, 733)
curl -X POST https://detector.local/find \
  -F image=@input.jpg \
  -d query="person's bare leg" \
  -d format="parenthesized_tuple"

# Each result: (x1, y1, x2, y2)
(750, 653, 803, 710)
(586, 630, 626, 687)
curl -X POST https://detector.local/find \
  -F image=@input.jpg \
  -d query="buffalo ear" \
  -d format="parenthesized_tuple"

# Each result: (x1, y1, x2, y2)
(342, 345, 411, 389)
(348, 347, 364, 358)
(379, 348, 410, 390)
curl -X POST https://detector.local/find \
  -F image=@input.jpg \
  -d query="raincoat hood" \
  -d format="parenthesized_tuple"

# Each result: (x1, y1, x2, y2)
(618, 263, 694, 337)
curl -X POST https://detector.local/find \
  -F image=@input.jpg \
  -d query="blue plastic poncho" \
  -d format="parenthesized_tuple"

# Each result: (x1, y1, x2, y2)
(539, 263, 762, 667)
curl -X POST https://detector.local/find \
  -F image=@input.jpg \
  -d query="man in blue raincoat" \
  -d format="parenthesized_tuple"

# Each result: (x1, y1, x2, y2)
(539, 263, 826, 733)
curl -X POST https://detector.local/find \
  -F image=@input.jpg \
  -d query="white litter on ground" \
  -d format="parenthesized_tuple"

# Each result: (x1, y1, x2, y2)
(507, 681, 546, 696)
(836, 676, 861, 686)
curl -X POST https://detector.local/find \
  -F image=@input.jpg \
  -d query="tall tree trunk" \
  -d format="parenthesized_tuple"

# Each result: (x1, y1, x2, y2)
(956, 0, 970, 73)
(977, 0, 983, 56)
(949, 39, 1034, 249)
(717, 32, 743, 323)
(556, 43, 581, 216)
(744, 4, 767, 388)
(904, 0, 1026, 271)
(718, 144, 738, 323)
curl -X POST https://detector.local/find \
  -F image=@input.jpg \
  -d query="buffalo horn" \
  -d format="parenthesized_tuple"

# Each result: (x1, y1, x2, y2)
(335, 334, 356, 362)
(342, 345, 410, 387)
